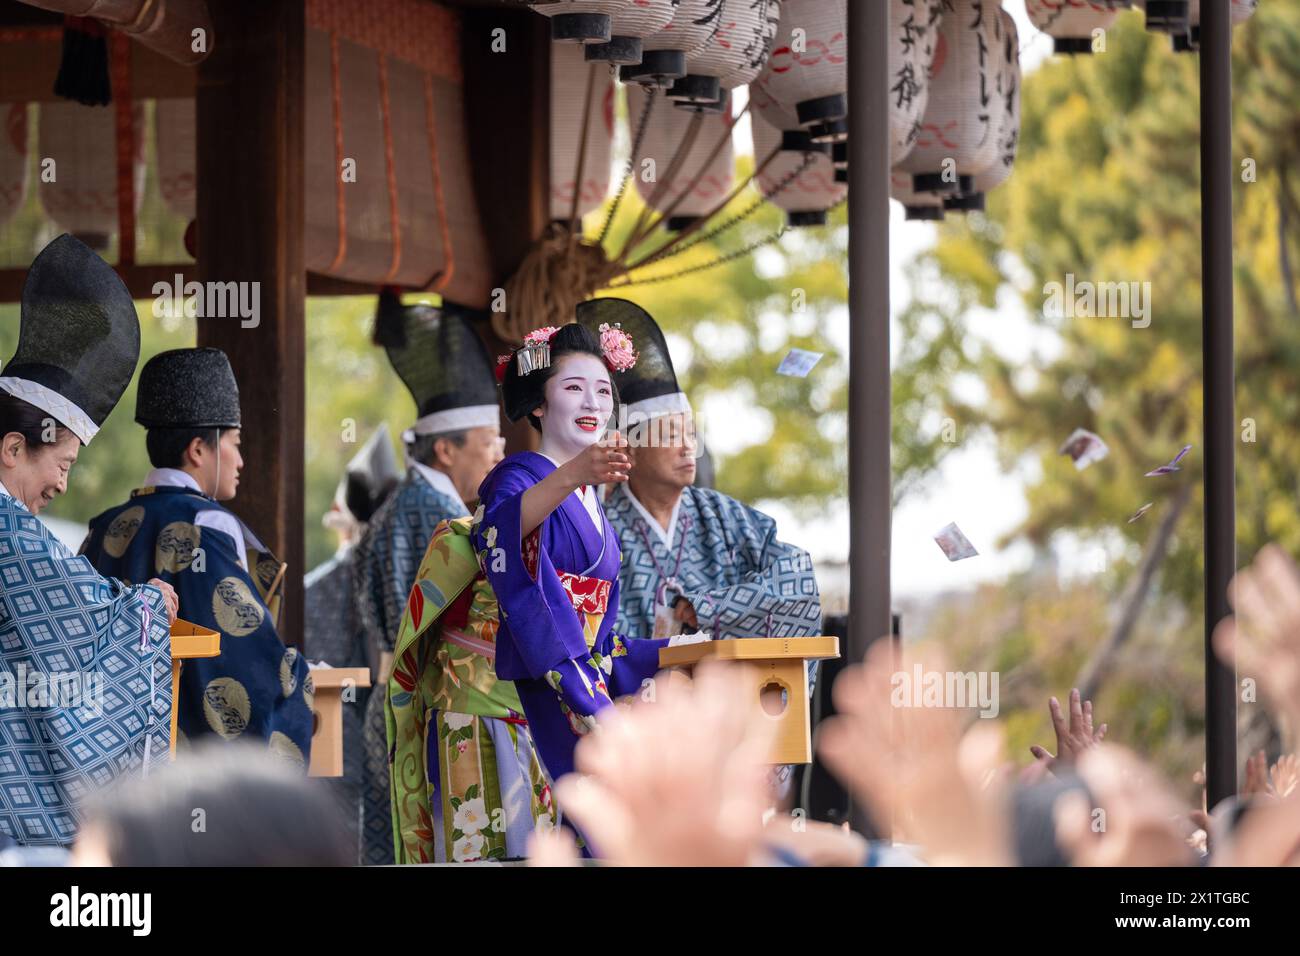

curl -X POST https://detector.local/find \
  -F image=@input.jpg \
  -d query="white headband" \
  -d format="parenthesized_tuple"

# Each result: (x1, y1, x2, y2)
(400, 403, 499, 445)
(0, 376, 99, 444)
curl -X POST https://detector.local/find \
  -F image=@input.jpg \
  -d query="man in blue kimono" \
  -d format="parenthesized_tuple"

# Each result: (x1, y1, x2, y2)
(578, 306, 823, 648)
(353, 290, 504, 865)
(82, 348, 314, 766)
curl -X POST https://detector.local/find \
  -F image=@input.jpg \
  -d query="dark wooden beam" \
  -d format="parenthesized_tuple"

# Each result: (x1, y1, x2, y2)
(0, 264, 193, 303)
(195, 0, 306, 647)
(460, 5, 547, 455)
(460, 5, 548, 289)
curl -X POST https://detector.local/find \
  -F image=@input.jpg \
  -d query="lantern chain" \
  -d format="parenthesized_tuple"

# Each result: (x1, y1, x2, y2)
(631, 149, 816, 270)
(597, 85, 657, 247)
(609, 227, 790, 288)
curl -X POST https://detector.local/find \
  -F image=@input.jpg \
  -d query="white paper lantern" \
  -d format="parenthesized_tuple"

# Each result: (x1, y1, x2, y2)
(626, 0, 726, 85)
(630, 83, 734, 230)
(1026, 0, 1128, 54)
(551, 42, 615, 221)
(671, 0, 781, 106)
(156, 98, 197, 221)
(752, 0, 847, 129)
(752, 110, 844, 226)
(716, 0, 781, 89)
(587, 0, 676, 64)
(895, 0, 1003, 196)
(887, 0, 945, 164)
(0, 104, 29, 229)
(891, 168, 944, 220)
(38, 100, 146, 252)
(529, 1, 626, 44)
(969, 7, 1020, 198)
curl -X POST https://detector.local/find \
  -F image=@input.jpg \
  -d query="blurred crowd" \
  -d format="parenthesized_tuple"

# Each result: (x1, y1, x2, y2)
(6, 544, 1300, 869)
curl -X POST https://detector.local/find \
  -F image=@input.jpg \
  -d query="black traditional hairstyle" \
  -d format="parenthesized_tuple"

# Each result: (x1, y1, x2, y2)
(501, 323, 619, 432)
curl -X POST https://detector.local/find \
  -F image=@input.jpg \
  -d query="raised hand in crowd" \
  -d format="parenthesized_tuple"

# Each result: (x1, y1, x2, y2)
(1214, 543, 1300, 733)
(817, 640, 1013, 866)
(1028, 687, 1107, 773)
(1052, 744, 1196, 867)
(546, 662, 776, 866)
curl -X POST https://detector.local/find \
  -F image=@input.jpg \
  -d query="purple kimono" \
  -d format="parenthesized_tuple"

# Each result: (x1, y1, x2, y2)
(472, 452, 665, 783)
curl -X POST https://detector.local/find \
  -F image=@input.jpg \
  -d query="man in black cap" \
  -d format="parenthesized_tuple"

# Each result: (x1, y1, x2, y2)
(352, 290, 504, 865)
(81, 347, 314, 766)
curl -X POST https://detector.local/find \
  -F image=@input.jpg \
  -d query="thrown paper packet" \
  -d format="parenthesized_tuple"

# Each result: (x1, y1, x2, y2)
(667, 631, 712, 647)
(777, 348, 824, 378)
(1127, 502, 1153, 523)
(934, 522, 979, 561)
(1058, 428, 1110, 471)
(1145, 444, 1192, 477)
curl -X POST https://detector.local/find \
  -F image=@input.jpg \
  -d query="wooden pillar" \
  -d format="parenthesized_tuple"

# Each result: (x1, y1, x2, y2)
(461, 7, 549, 454)
(195, 0, 307, 646)
(847, 0, 891, 836)
(1200, 0, 1237, 811)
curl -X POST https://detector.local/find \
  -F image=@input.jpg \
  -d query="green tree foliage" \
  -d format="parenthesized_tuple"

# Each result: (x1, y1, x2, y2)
(900, 6, 1300, 780)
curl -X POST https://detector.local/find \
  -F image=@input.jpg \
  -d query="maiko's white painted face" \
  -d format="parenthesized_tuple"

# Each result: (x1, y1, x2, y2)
(533, 352, 614, 458)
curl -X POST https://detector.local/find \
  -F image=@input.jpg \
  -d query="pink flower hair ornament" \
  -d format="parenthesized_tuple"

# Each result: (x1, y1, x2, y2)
(502, 323, 638, 380)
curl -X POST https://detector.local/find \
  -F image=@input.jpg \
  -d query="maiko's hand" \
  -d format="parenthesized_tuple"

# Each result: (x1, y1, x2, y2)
(148, 578, 179, 624)
(566, 431, 630, 487)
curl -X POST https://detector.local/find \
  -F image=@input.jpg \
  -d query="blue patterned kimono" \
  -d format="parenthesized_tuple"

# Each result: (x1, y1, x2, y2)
(0, 491, 172, 847)
(353, 466, 466, 865)
(81, 485, 313, 765)
(473, 453, 667, 788)
(604, 483, 823, 643)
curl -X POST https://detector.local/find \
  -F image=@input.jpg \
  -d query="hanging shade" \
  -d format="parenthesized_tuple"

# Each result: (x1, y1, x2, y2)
(752, 110, 844, 227)
(37, 100, 145, 252)
(625, 0, 725, 86)
(751, 0, 847, 128)
(529, 1, 625, 44)
(888, 0, 944, 165)
(670, 0, 781, 106)
(891, 169, 944, 221)
(156, 98, 196, 222)
(0, 104, 29, 229)
(895, 0, 1003, 196)
(303, 0, 493, 307)
(971, 8, 1021, 199)
(630, 83, 734, 231)
(550, 42, 615, 223)
(1025, 0, 1127, 54)
(587, 0, 676, 64)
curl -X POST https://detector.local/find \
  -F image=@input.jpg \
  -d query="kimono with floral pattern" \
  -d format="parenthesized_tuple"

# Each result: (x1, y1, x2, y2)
(386, 518, 554, 863)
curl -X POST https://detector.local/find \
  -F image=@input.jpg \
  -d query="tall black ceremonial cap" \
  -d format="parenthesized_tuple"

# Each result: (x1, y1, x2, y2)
(0, 233, 140, 443)
(575, 297, 689, 420)
(373, 289, 500, 437)
(135, 347, 242, 429)
(338, 424, 401, 523)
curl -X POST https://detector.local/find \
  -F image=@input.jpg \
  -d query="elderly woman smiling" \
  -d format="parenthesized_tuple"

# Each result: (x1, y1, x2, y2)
(0, 235, 178, 848)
